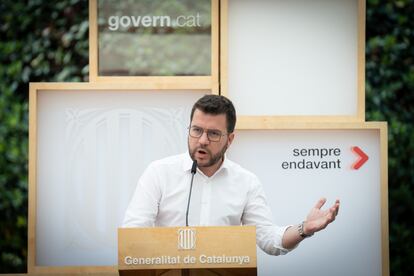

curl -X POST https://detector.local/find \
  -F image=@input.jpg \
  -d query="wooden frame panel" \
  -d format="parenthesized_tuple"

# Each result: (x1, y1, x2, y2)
(28, 84, 388, 274)
(28, 82, 210, 275)
(220, 0, 366, 122)
(234, 121, 388, 276)
(89, 0, 219, 93)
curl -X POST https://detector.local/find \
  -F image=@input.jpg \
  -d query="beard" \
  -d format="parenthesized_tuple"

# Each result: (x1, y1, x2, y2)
(189, 143, 228, 168)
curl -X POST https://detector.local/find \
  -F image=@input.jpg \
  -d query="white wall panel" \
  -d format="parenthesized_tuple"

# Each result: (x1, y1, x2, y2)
(227, 0, 359, 116)
(36, 90, 206, 266)
(228, 129, 382, 276)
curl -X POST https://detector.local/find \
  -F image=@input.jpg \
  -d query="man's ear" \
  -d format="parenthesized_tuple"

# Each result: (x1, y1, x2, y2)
(227, 132, 235, 147)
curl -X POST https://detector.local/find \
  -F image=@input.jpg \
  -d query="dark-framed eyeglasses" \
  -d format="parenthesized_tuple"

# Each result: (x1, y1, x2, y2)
(188, 126, 227, 142)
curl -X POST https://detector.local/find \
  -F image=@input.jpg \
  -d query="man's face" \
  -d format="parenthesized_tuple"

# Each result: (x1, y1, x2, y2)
(188, 109, 234, 175)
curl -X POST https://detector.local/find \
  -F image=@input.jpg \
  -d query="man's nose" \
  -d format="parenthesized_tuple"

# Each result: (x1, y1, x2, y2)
(198, 131, 210, 144)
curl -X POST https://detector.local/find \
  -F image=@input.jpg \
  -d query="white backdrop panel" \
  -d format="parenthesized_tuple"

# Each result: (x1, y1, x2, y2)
(36, 92, 383, 274)
(36, 90, 206, 266)
(227, 0, 359, 116)
(228, 129, 382, 276)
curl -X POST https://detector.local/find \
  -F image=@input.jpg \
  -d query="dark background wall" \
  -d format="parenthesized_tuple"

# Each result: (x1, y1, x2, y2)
(0, 0, 413, 275)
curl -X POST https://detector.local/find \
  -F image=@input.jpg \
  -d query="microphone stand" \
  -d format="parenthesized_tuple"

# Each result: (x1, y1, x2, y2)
(185, 160, 197, 227)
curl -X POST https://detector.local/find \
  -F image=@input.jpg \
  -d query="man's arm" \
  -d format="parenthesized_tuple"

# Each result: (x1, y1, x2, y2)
(242, 176, 293, 255)
(122, 163, 161, 227)
(282, 198, 340, 249)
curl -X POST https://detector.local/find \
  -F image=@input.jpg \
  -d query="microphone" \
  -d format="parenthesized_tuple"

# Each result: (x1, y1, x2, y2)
(186, 160, 197, 226)
(191, 160, 197, 174)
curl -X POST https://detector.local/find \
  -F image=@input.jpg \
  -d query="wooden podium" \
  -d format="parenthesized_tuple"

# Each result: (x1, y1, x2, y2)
(118, 226, 257, 276)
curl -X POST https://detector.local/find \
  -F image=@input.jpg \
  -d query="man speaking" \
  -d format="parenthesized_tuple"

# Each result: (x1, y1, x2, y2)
(123, 94, 340, 255)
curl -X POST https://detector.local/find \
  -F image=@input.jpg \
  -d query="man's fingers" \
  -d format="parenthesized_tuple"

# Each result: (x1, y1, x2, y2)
(334, 199, 340, 216)
(314, 197, 327, 209)
(327, 213, 335, 222)
(330, 205, 339, 218)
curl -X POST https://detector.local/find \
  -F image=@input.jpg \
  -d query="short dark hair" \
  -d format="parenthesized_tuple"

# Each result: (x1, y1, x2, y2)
(190, 95, 236, 133)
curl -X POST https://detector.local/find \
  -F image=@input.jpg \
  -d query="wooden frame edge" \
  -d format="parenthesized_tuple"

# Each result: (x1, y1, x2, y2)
(357, 0, 366, 121)
(31, 265, 118, 275)
(28, 83, 38, 274)
(380, 122, 390, 276)
(235, 116, 368, 129)
(89, 0, 98, 82)
(211, 0, 220, 94)
(91, 76, 215, 90)
(27, 82, 213, 92)
(219, 0, 228, 97)
(235, 120, 387, 130)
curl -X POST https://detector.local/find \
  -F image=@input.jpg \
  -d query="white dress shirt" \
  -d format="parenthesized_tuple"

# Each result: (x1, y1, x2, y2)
(123, 152, 291, 255)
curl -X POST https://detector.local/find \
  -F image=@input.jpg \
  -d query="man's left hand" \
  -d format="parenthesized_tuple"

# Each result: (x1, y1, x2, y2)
(303, 198, 340, 236)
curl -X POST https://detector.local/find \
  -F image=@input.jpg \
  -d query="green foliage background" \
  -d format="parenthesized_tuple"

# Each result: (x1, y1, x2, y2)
(366, 0, 414, 274)
(0, 0, 88, 272)
(0, 0, 412, 274)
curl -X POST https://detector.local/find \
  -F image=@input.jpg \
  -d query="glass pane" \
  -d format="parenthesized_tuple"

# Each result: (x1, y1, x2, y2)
(98, 0, 211, 76)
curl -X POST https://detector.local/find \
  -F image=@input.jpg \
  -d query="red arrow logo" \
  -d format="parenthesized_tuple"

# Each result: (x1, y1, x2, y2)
(351, 146, 369, 170)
